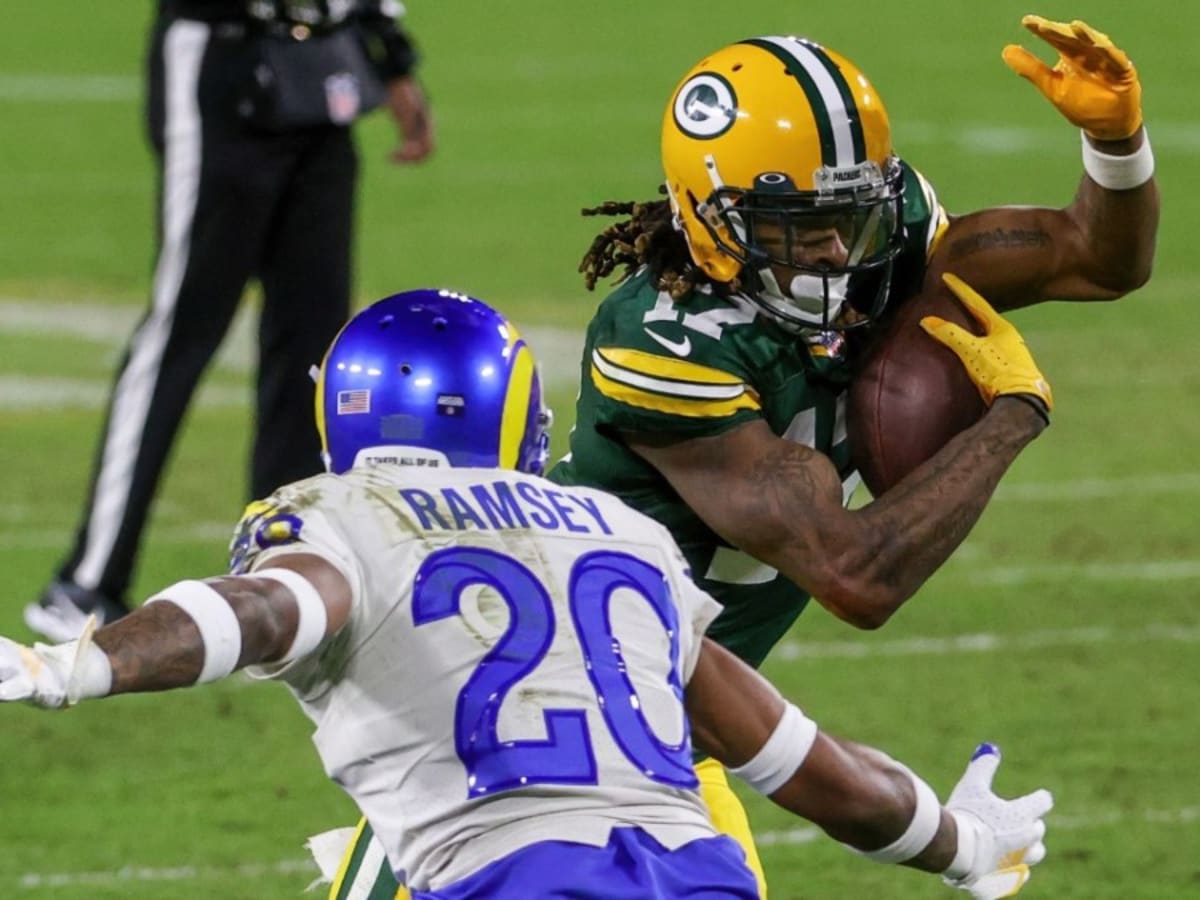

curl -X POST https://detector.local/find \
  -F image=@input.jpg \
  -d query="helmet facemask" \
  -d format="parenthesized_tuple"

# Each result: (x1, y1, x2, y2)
(697, 156, 905, 333)
(661, 35, 908, 333)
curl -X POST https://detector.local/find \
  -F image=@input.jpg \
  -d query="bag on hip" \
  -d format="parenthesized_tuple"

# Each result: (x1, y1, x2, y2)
(242, 28, 385, 131)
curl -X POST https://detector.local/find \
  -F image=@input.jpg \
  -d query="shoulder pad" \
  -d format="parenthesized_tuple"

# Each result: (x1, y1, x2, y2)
(899, 159, 948, 260)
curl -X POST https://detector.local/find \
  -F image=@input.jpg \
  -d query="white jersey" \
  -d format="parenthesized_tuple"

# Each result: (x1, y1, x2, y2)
(232, 465, 723, 891)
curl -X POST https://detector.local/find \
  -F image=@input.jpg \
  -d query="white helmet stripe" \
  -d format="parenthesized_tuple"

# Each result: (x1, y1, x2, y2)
(760, 36, 858, 169)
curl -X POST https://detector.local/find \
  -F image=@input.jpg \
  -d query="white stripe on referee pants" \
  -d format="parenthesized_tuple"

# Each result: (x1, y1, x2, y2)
(75, 21, 209, 588)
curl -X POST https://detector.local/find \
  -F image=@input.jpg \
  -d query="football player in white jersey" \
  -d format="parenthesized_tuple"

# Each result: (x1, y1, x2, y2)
(0, 289, 1052, 899)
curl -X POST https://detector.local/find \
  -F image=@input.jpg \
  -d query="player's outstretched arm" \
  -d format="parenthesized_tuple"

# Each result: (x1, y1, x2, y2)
(927, 16, 1158, 309)
(0, 554, 350, 708)
(686, 638, 1054, 899)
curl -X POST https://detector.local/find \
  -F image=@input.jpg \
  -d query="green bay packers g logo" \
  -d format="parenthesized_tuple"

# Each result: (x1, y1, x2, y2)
(673, 73, 737, 139)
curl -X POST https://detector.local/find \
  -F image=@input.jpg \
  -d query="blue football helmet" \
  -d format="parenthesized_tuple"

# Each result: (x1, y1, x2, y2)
(314, 289, 552, 475)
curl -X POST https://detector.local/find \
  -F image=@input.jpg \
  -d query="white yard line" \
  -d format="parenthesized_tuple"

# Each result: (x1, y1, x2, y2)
(966, 559, 1200, 586)
(4, 76, 1200, 151)
(0, 75, 139, 102)
(1, 522, 236, 549)
(17, 858, 317, 890)
(993, 472, 1200, 501)
(0, 298, 585, 400)
(16, 805, 1199, 888)
(0, 375, 250, 411)
(755, 804, 1200, 847)
(774, 622, 1200, 662)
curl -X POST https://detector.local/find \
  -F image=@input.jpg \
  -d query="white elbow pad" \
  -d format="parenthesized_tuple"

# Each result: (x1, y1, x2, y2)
(852, 766, 941, 864)
(145, 580, 242, 683)
(254, 567, 328, 663)
(728, 702, 818, 795)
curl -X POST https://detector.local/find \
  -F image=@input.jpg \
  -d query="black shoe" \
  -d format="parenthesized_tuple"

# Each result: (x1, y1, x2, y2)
(23, 581, 130, 643)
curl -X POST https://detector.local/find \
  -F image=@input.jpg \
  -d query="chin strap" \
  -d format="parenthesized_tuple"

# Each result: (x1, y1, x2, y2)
(752, 265, 850, 331)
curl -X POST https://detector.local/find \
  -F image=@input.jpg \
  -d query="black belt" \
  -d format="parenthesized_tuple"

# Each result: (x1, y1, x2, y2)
(164, 16, 346, 42)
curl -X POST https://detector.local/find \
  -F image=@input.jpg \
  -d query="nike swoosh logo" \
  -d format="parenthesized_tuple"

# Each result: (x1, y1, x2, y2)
(643, 328, 692, 357)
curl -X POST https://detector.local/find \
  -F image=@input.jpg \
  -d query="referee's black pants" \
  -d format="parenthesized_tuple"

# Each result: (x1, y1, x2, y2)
(58, 18, 356, 603)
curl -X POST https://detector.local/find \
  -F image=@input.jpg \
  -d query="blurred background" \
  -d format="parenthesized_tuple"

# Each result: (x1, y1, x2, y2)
(0, 2, 1196, 897)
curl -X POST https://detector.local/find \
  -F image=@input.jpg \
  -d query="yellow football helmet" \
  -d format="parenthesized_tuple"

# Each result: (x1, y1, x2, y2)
(662, 36, 904, 331)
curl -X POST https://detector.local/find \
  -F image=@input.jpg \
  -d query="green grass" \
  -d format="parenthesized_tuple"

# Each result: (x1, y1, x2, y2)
(1, 1, 1198, 897)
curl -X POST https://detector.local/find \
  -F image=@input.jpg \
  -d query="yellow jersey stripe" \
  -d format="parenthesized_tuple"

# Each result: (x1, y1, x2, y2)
(593, 348, 748, 401)
(596, 346, 745, 387)
(328, 817, 371, 900)
(592, 363, 761, 418)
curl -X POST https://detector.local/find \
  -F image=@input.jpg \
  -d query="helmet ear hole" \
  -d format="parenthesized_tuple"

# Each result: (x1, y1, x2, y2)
(400, 363, 413, 375)
(433, 317, 448, 331)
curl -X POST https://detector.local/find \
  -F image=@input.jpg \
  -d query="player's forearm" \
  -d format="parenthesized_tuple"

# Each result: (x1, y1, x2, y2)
(766, 735, 958, 873)
(689, 644, 958, 866)
(1067, 128, 1159, 294)
(818, 398, 1044, 627)
(94, 578, 292, 694)
(93, 602, 209, 693)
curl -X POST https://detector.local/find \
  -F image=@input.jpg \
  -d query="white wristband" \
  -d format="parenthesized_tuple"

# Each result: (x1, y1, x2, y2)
(33, 630, 114, 705)
(254, 567, 328, 663)
(67, 640, 114, 704)
(728, 701, 818, 795)
(855, 766, 942, 863)
(1081, 130, 1154, 190)
(145, 580, 242, 683)
(942, 809, 982, 881)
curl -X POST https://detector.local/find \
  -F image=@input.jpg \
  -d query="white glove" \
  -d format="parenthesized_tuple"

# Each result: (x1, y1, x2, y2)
(942, 743, 1053, 899)
(0, 615, 112, 708)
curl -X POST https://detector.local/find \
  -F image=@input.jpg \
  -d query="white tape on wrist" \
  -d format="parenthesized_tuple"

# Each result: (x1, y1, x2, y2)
(942, 809, 982, 881)
(145, 580, 242, 683)
(728, 701, 818, 795)
(1081, 130, 1154, 190)
(67, 640, 114, 703)
(33, 622, 113, 705)
(254, 567, 328, 663)
(856, 767, 942, 864)
(64, 612, 112, 703)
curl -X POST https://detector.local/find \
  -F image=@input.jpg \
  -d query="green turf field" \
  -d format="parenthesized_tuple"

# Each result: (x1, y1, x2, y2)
(1, 1, 1196, 897)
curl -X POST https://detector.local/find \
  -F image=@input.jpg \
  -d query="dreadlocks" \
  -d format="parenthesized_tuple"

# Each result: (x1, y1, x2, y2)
(578, 187, 710, 299)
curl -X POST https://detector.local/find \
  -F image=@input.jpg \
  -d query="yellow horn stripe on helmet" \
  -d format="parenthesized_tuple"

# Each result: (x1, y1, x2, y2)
(498, 342, 536, 469)
(313, 316, 357, 469)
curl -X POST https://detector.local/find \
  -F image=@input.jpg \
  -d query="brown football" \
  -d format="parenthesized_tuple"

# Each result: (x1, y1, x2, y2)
(847, 280, 987, 496)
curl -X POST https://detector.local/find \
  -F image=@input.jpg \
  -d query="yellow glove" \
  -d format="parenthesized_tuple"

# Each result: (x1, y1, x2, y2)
(1002, 15, 1142, 140)
(920, 274, 1054, 417)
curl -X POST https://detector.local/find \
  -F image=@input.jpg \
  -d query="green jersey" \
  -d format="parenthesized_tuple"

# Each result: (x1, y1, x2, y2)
(549, 162, 944, 668)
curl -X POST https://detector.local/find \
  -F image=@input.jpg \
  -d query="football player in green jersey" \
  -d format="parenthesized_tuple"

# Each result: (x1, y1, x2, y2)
(547, 17, 1157, 895)
(324, 17, 1158, 899)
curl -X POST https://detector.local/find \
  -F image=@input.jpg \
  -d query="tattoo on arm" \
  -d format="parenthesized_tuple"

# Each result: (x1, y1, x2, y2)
(737, 441, 844, 560)
(947, 227, 1051, 262)
(720, 401, 1040, 624)
(859, 401, 1041, 591)
(94, 604, 207, 694)
(92, 578, 295, 695)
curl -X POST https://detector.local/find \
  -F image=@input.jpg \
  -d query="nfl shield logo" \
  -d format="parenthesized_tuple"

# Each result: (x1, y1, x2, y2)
(325, 73, 361, 125)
